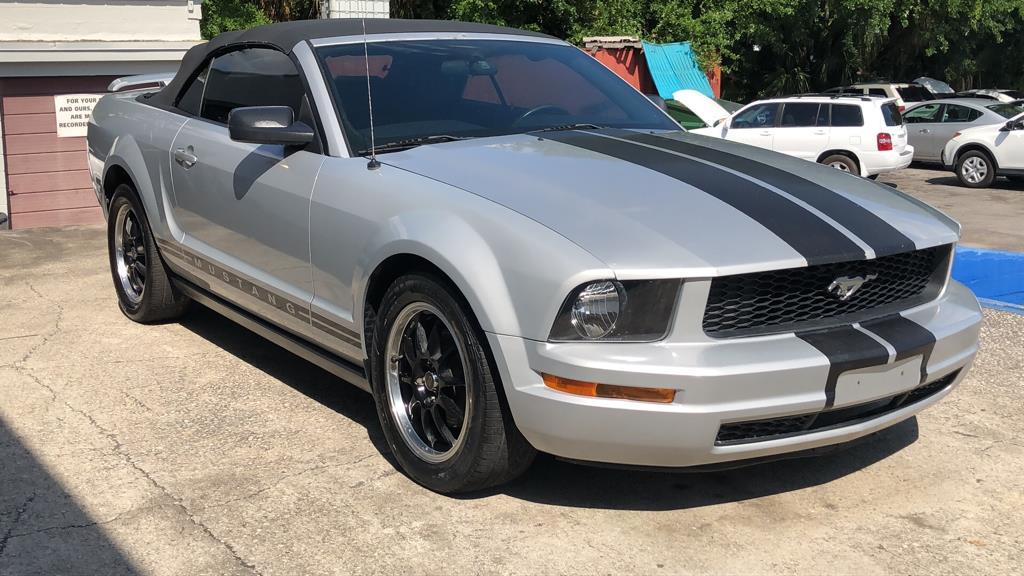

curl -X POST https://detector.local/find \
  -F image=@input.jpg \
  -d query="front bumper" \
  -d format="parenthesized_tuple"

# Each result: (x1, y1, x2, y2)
(487, 280, 982, 468)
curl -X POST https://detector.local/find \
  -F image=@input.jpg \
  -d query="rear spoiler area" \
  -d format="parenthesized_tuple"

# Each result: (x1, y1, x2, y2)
(107, 73, 174, 93)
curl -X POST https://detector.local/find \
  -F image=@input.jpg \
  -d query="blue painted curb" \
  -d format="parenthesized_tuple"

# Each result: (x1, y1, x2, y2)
(953, 246, 1024, 314)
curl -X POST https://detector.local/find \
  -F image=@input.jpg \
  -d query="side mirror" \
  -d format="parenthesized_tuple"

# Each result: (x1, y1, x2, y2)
(228, 106, 314, 146)
(1002, 119, 1024, 131)
(645, 94, 668, 112)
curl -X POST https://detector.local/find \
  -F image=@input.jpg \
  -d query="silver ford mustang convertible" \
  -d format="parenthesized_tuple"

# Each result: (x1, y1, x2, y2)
(87, 20, 982, 493)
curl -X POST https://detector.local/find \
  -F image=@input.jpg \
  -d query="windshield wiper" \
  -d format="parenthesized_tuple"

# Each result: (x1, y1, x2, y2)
(535, 123, 605, 133)
(359, 134, 471, 155)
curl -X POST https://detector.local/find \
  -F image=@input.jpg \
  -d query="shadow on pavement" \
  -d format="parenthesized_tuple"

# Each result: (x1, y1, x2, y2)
(926, 175, 1024, 190)
(179, 304, 920, 511)
(0, 418, 139, 575)
(178, 305, 396, 463)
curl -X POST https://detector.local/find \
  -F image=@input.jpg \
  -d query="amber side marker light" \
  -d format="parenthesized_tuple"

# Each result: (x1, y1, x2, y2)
(542, 374, 676, 404)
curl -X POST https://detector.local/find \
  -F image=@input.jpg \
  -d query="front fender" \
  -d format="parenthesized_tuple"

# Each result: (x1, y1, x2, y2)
(92, 96, 188, 240)
(355, 208, 610, 342)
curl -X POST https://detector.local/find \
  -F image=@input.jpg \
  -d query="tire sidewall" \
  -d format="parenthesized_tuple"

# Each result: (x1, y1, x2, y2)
(822, 154, 857, 174)
(956, 151, 995, 188)
(370, 275, 492, 492)
(107, 185, 154, 320)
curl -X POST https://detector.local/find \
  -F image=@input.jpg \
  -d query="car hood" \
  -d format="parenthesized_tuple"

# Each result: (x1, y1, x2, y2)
(672, 89, 732, 127)
(382, 129, 959, 277)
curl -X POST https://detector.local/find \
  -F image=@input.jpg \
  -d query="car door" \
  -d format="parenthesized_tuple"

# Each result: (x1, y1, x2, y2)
(992, 117, 1024, 169)
(826, 103, 866, 156)
(937, 104, 984, 159)
(723, 103, 778, 149)
(904, 103, 945, 161)
(169, 47, 325, 337)
(772, 102, 827, 160)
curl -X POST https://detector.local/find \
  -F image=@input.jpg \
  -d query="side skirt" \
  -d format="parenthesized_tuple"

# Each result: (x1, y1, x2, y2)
(172, 277, 371, 393)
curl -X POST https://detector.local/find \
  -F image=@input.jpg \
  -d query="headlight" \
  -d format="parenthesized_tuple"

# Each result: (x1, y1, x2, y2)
(549, 279, 681, 342)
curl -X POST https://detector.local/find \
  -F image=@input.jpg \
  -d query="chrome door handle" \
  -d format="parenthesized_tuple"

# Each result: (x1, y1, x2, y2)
(919, 129, 931, 134)
(174, 147, 198, 169)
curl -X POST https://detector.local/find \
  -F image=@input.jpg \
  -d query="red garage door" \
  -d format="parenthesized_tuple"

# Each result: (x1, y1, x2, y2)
(1, 76, 115, 230)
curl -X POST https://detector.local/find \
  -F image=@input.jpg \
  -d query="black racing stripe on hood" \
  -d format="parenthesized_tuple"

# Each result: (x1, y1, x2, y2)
(615, 131, 917, 257)
(860, 315, 936, 385)
(541, 130, 866, 265)
(797, 326, 891, 409)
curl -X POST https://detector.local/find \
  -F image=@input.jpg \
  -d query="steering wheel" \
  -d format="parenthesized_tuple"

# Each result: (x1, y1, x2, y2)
(513, 105, 571, 125)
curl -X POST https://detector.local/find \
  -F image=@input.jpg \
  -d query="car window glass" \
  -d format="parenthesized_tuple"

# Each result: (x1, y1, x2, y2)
(881, 102, 903, 126)
(816, 104, 830, 126)
(780, 103, 820, 127)
(942, 104, 975, 123)
(868, 88, 887, 97)
(177, 65, 208, 116)
(200, 48, 305, 125)
(988, 103, 1024, 118)
(830, 104, 864, 127)
(316, 39, 677, 154)
(904, 103, 942, 123)
(731, 104, 777, 128)
(897, 86, 934, 101)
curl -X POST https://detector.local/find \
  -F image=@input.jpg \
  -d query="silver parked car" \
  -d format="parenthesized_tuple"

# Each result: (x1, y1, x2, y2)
(904, 98, 1024, 162)
(87, 20, 982, 493)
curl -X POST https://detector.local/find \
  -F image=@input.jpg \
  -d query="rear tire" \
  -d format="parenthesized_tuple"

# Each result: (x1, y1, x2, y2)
(821, 154, 858, 174)
(370, 274, 535, 493)
(955, 150, 996, 188)
(107, 184, 190, 323)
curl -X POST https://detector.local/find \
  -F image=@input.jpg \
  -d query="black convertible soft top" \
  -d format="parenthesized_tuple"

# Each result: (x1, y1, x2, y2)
(149, 19, 554, 107)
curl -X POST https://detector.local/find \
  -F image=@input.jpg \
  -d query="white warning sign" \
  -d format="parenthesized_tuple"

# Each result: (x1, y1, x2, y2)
(54, 93, 102, 138)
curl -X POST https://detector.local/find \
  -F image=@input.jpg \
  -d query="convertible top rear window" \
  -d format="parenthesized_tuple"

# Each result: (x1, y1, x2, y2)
(315, 40, 677, 154)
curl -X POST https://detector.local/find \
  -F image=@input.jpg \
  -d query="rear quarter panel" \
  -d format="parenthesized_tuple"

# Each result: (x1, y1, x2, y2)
(88, 93, 188, 239)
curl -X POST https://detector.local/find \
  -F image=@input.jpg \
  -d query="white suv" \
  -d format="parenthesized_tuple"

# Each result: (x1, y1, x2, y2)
(683, 91, 914, 177)
(942, 113, 1024, 188)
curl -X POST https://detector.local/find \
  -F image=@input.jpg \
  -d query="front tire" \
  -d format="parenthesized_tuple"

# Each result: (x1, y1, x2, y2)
(955, 150, 996, 188)
(370, 274, 535, 493)
(821, 154, 858, 174)
(107, 184, 189, 322)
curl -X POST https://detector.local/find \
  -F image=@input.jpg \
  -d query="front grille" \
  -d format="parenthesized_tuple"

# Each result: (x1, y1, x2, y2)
(703, 245, 951, 338)
(715, 370, 959, 446)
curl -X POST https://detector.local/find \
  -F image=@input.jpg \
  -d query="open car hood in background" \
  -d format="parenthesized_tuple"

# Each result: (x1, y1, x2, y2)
(672, 89, 731, 127)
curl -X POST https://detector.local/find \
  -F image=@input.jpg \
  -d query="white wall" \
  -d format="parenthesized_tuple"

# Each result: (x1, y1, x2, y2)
(0, 1, 203, 42)
(325, 0, 390, 18)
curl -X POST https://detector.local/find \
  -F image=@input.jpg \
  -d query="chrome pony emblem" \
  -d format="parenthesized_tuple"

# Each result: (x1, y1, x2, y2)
(827, 274, 878, 301)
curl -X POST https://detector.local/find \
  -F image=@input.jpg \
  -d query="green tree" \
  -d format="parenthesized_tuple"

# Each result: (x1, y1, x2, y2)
(201, 0, 272, 38)
(208, 0, 1024, 100)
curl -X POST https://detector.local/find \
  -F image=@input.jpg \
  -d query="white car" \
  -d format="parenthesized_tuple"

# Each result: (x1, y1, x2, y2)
(942, 113, 1024, 188)
(682, 91, 914, 177)
(955, 89, 1024, 104)
(825, 83, 935, 112)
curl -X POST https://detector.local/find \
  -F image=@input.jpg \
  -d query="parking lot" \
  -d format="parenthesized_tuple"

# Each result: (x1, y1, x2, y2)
(1, 168, 1022, 575)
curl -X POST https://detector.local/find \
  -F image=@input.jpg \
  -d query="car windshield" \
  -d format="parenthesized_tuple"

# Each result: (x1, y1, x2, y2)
(896, 86, 934, 102)
(988, 103, 1024, 118)
(1002, 90, 1024, 99)
(315, 39, 678, 154)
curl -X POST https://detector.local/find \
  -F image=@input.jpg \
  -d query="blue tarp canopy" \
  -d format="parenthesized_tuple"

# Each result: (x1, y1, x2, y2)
(642, 41, 714, 99)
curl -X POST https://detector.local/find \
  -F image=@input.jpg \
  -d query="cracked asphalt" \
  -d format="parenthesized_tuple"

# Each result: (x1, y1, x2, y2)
(2, 224, 1023, 575)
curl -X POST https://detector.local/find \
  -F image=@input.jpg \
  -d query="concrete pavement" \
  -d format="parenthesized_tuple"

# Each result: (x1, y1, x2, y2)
(1, 222, 1022, 575)
(880, 166, 1024, 251)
